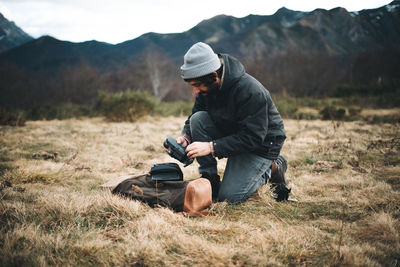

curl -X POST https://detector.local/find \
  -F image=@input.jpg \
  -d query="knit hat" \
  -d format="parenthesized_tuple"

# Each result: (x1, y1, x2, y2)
(180, 42, 221, 79)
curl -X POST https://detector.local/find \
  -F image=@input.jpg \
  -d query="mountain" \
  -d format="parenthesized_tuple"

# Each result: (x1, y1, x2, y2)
(114, 9, 310, 62)
(2, 2, 399, 69)
(115, 2, 400, 59)
(0, 1, 399, 107)
(0, 12, 33, 53)
(1, 35, 114, 71)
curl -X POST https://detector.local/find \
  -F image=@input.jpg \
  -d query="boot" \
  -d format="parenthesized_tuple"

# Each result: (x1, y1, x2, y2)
(270, 155, 291, 201)
(201, 172, 220, 201)
(270, 155, 287, 185)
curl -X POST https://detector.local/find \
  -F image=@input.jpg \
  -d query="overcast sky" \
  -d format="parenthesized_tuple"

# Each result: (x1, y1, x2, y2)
(0, 0, 393, 44)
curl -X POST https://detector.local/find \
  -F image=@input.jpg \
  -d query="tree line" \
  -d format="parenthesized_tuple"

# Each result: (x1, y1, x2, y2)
(0, 47, 399, 110)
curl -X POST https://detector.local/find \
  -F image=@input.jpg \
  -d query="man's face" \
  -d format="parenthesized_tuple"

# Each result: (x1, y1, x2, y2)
(188, 81, 210, 96)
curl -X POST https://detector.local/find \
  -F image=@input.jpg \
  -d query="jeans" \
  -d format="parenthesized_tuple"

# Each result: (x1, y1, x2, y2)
(190, 111, 272, 204)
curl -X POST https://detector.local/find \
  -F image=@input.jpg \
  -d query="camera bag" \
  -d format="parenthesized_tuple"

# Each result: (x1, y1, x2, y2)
(104, 164, 212, 214)
(150, 162, 183, 181)
(112, 173, 190, 211)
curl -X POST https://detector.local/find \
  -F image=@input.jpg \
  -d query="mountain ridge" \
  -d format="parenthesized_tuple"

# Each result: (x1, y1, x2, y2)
(0, 2, 399, 107)
(0, 12, 33, 52)
(2, 1, 398, 68)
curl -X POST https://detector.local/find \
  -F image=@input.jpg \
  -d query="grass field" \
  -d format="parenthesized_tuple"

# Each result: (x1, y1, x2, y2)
(0, 115, 399, 266)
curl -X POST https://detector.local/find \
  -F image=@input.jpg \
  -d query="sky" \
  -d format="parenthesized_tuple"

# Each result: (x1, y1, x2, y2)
(0, 0, 393, 44)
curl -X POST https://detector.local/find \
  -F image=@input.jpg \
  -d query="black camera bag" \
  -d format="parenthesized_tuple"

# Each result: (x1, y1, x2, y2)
(150, 162, 183, 181)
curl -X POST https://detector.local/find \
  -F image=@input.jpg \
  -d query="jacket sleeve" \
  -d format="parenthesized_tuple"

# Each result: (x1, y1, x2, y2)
(213, 85, 269, 158)
(181, 95, 206, 142)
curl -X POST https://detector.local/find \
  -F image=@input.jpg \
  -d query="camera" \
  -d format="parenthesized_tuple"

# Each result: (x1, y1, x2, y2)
(163, 136, 193, 167)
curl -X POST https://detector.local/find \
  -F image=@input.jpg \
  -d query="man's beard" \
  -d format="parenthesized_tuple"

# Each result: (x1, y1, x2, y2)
(199, 81, 219, 96)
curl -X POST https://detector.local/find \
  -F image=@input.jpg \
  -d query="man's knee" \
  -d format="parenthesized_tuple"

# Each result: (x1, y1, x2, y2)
(190, 111, 216, 140)
(217, 168, 267, 204)
(217, 190, 246, 204)
(190, 111, 210, 130)
(218, 184, 253, 204)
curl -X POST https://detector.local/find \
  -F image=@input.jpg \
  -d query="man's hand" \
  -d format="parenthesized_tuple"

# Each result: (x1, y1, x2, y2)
(186, 142, 212, 159)
(164, 136, 188, 153)
(177, 136, 188, 147)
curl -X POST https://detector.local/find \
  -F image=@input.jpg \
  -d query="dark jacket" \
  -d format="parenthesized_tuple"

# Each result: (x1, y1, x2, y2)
(183, 54, 286, 160)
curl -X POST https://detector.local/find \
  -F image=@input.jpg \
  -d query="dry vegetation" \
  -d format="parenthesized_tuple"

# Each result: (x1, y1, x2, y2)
(0, 115, 399, 266)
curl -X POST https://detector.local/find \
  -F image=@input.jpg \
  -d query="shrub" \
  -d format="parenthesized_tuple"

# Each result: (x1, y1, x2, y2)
(319, 105, 346, 120)
(333, 84, 400, 108)
(0, 107, 25, 126)
(332, 84, 368, 97)
(25, 104, 91, 120)
(94, 90, 156, 122)
(154, 101, 193, 117)
(296, 112, 318, 120)
(273, 97, 298, 118)
(348, 107, 362, 117)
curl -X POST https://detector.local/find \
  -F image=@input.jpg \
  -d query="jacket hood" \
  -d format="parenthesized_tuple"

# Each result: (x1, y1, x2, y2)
(219, 54, 245, 92)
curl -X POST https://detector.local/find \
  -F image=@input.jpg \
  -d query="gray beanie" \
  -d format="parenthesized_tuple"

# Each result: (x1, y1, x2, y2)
(180, 42, 221, 79)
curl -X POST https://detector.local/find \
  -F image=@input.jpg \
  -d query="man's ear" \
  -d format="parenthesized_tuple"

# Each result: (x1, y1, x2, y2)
(213, 71, 221, 84)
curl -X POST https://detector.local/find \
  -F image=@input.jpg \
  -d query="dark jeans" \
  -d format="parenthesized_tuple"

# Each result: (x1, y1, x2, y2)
(190, 111, 272, 204)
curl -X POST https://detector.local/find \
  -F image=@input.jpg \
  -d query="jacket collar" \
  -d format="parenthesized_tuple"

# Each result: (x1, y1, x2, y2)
(218, 53, 245, 93)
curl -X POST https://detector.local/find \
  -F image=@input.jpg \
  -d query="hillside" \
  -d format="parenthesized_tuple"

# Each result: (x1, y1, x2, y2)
(0, 2, 399, 108)
(0, 12, 33, 53)
(0, 116, 399, 265)
(2, 2, 400, 66)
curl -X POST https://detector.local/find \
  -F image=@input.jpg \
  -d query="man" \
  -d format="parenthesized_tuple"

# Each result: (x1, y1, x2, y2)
(177, 42, 287, 203)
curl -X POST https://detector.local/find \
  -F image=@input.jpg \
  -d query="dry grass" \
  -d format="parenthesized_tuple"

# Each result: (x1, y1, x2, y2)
(360, 108, 400, 117)
(0, 115, 399, 266)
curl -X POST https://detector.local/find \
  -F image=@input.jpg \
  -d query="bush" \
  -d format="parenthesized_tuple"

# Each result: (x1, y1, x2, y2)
(296, 112, 318, 120)
(154, 101, 193, 117)
(348, 107, 362, 117)
(319, 106, 346, 120)
(25, 104, 91, 120)
(333, 84, 400, 108)
(0, 107, 25, 126)
(332, 84, 369, 97)
(94, 90, 156, 122)
(273, 97, 298, 118)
